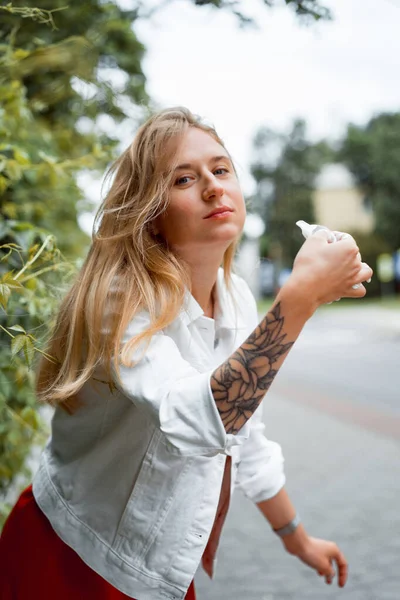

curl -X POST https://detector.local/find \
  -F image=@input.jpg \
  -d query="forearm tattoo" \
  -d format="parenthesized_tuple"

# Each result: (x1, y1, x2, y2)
(211, 303, 294, 434)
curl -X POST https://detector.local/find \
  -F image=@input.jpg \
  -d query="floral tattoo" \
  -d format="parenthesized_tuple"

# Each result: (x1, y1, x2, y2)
(211, 303, 294, 434)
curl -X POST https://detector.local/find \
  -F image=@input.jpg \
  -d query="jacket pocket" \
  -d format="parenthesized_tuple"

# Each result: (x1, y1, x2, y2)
(112, 429, 160, 550)
(112, 430, 195, 574)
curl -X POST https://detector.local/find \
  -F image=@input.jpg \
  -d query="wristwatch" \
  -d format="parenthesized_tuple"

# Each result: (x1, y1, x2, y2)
(273, 514, 301, 538)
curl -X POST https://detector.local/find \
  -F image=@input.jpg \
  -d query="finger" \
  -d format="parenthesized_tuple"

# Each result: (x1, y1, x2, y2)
(359, 262, 373, 283)
(328, 545, 348, 588)
(343, 283, 367, 298)
(338, 236, 359, 252)
(325, 572, 334, 585)
(323, 560, 336, 585)
(332, 230, 344, 241)
(334, 231, 357, 248)
(345, 263, 373, 295)
(352, 263, 374, 289)
(335, 551, 349, 588)
(310, 229, 332, 242)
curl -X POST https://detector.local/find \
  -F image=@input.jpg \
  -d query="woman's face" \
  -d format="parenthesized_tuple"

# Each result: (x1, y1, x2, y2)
(155, 128, 246, 260)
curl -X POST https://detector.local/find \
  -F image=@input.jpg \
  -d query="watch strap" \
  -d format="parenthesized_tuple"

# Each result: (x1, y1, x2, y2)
(273, 514, 301, 538)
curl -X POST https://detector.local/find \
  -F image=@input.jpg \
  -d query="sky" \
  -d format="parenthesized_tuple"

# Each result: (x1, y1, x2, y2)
(134, 0, 400, 189)
(79, 0, 400, 232)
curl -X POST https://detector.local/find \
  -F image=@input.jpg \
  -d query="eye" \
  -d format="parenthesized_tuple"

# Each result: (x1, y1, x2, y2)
(214, 167, 229, 176)
(175, 175, 192, 186)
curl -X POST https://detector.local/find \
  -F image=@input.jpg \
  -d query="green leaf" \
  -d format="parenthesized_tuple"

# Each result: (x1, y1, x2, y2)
(5, 159, 23, 181)
(12, 222, 34, 232)
(0, 375, 12, 400)
(1, 273, 23, 291)
(15, 364, 29, 387)
(14, 150, 31, 166)
(8, 324, 26, 334)
(13, 49, 30, 61)
(23, 337, 35, 368)
(0, 284, 11, 310)
(0, 175, 8, 195)
(38, 150, 57, 164)
(0, 469, 12, 481)
(20, 406, 40, 430)
(23, 169, 38, 185)
(2, 202, 18, 219)
(11, 334, 27, 357)
(24, 277, 38, 291)
(7, 429, 23, 447)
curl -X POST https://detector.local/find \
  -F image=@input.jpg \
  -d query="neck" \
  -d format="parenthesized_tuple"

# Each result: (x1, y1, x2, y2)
(186, 253, 224, 318)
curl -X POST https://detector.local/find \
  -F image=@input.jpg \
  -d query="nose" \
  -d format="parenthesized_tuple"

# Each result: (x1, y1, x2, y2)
(202, 174, 224, 202)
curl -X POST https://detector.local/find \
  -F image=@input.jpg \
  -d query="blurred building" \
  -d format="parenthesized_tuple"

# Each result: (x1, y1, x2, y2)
(313, 164, 374, 233)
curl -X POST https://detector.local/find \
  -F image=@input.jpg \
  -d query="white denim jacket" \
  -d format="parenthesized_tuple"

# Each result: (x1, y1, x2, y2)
(33, 269, 285, 600)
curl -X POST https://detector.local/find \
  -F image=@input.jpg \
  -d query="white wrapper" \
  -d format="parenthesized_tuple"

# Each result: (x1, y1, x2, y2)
(296, 220, 364, 292)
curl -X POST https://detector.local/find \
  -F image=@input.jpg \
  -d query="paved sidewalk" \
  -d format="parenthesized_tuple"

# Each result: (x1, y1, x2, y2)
(195, 390, 400, 600)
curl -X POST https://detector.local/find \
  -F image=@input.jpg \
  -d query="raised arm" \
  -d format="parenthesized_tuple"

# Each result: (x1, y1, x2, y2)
(211, 231, 373, 434)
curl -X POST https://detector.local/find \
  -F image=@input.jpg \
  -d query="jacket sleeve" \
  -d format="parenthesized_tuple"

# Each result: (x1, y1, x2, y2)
(111, 310, 252, 458)
(234, 401, 286, 503)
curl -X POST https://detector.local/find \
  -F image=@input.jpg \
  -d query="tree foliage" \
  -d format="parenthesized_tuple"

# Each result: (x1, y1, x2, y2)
(186, 0, 331, 26)
(0, 1, 147, 253)
(250, 119, 333, 267)
(340, 113, 400, 252)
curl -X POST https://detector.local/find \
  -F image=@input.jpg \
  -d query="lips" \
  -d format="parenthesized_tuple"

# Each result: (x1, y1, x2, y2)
(204, 206, 234, 219)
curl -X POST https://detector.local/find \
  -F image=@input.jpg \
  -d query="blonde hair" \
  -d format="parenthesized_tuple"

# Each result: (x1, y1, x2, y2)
(37, 107, 239, 407)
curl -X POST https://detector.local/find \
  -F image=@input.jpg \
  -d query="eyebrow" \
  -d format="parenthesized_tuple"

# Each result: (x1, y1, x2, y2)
(175, 155, 232, 171)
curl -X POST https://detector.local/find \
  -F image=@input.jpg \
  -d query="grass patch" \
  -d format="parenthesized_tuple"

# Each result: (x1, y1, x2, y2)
(319, 295, 400, 311)
(257, 294, 400, 314)
(257, 298, 275, 314)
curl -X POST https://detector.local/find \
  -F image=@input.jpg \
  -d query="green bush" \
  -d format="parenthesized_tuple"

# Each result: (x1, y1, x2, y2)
(0, 221, 75, 526)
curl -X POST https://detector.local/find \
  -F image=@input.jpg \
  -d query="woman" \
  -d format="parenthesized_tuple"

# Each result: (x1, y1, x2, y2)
(0, 107, 372, 599)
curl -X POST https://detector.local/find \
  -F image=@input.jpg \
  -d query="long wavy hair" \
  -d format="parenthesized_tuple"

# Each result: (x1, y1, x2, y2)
(36, 107, 239, 408)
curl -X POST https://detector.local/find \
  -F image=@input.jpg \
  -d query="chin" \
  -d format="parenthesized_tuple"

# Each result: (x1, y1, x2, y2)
(207, 229, 241, 249)
(219, 222, 243, 240)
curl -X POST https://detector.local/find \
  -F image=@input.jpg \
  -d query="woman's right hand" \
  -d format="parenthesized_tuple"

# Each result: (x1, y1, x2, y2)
(289, 229, 373, 309)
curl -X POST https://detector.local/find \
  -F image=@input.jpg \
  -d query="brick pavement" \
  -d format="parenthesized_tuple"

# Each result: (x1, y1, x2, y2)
(195, 390, 400, 600)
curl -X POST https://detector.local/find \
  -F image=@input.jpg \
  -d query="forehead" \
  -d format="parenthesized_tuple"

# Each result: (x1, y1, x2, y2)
(176, 127, 228, 163)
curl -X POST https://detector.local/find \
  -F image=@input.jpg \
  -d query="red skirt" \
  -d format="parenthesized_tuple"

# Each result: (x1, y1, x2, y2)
(0, 485, 196, 600)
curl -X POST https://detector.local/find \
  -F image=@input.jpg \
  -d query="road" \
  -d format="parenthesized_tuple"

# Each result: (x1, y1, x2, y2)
(195, 305, 400, 600)
(279, 305, 400, 419)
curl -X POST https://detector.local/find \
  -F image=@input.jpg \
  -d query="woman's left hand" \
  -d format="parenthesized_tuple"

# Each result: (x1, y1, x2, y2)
(283, 528, 348, 587)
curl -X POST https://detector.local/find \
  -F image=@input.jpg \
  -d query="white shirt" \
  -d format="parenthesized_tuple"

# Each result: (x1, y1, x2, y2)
(33, 269, 285, 600)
